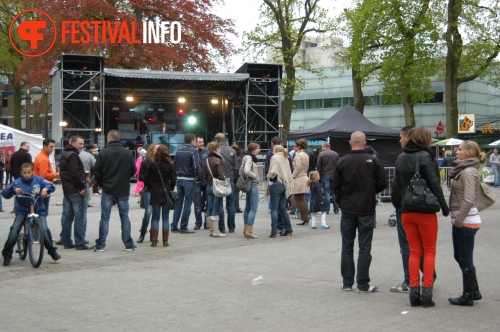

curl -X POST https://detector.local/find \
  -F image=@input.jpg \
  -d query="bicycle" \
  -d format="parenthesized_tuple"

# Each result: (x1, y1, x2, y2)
(15, 193, 50, 268)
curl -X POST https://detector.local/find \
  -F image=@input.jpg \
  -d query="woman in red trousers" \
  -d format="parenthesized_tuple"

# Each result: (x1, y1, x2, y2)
(395, 127, 449, 307)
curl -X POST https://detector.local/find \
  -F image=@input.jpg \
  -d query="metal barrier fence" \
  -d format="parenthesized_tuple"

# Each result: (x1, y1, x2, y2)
(380, 167, 452, 202)
(255, 165, 452, 203)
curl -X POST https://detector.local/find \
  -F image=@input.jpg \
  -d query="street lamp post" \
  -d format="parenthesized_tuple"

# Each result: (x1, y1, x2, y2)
(28, 86, 44, 136)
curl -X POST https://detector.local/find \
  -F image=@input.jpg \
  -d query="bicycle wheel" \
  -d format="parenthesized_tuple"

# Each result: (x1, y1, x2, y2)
(16, 222, 28, 260)
(28, 217, 44, 268)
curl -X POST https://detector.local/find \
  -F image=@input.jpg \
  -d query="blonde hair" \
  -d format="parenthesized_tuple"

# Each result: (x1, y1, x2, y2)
(273, 144, 288, 158)
(308, 170, 319, 186)
(460, 140, 487, 164)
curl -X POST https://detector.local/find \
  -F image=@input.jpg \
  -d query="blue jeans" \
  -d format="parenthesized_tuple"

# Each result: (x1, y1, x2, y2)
(321, 175, 340, 214)
(452, 225, 478, 270)
(94, 193, 134, 249)
(2, 214, 56, 258)
(83, 182, 89, 238)
(221, 180, 235, 230)
(171, 179, 195, 231)
(194, 182, 207, 228)
(206, 184, 223, 217)
(140, 134, 148, 146)
(62, 192, 86, 248)
(243, 183, 259, 226)
(340, 212, 375, 290)
(269, 182, 292, 233)
(151, 202, 170, 231)
(139, 191, 152, 233)
(493, 165, 500, 186)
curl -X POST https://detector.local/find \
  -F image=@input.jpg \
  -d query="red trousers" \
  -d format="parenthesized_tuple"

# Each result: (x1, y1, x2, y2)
(402, 212, 438, 287)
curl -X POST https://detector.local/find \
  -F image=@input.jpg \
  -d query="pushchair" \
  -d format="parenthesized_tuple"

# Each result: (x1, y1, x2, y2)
(388, 210, 397, 227)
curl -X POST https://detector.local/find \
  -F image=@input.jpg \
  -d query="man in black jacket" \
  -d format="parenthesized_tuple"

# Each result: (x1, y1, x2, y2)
(91, 130, 136, 252)
(59, 135, 87, 250)
(10, 142, 32, 180)
(334, 131, 388, 293)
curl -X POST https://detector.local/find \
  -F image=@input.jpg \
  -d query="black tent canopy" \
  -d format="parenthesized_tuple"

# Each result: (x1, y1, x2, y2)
(288, 105, 401, 166)
(288, 105, 400, 139)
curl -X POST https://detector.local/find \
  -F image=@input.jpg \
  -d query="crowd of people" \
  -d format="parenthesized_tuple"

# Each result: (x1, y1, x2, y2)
(0, 127, 494, 308)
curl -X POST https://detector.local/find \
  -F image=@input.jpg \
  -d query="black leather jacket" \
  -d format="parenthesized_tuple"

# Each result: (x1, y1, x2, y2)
(395, 150, 449, 215)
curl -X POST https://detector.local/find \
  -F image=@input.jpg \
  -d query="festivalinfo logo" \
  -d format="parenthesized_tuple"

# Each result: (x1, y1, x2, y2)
(9, 9, 182, 57)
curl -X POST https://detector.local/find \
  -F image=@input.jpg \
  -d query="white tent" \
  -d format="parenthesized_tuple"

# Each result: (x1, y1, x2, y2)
(0, 124, 45, 161)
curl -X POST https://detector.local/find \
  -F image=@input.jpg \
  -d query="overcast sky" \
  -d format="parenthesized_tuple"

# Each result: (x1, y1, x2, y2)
(214, 0, 345, 71)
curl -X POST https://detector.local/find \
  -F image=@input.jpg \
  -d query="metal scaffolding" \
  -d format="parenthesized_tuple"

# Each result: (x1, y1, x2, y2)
(51, 54, 104, 150)
(232, 64, 282, 151)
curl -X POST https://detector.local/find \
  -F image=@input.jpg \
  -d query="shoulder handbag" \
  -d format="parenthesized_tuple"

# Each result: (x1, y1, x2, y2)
(477, 182, 495, 211)
(206, 159, 232, 197)
(156, 163, 178, 209)
(236, 156, 253, 193)
(402, 154, 441, 214)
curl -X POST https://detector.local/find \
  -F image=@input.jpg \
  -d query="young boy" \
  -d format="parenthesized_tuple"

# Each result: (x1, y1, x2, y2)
(1, 162, 60, 266)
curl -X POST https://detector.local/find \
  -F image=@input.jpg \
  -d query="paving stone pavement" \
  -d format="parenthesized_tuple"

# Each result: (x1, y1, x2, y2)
(0, 184, 499, 331)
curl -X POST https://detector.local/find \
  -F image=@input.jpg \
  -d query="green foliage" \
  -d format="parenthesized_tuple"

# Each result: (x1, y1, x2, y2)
(242, 0, 335, 140)
(341, 0, 445, 124)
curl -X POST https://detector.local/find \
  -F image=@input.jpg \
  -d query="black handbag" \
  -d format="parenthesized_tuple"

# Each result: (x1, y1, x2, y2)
(139, 190, 145, 209)
(236, 157, 252, 193)
(156, 163, 178, 209)
(402, 154, 441, 214)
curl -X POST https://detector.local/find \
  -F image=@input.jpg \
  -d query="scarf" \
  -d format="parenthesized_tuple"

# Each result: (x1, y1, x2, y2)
(449, 158, 480, 178)
(244, 150, 258, 163)
(403, 140, 434, 160)
(267, 154, 294, 198)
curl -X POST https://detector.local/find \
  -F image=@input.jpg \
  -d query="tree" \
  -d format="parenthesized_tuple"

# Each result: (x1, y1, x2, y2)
(0, 0, 27, 130)
(445, 0, 500, 138)
(243, 0, 334, 142)
(341, 0, 444, 125)
(6, 0, 237, 88)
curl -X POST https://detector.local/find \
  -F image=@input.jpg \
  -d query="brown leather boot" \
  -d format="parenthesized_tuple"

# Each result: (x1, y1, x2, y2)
(162, 231, 170, 247)
(151, 230, 159, 247)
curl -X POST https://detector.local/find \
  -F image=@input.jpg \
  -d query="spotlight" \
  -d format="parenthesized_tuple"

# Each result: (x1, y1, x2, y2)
(211, 98, 218, 104)
(178, 96, 186, 103)
(126, 95, 134, 102)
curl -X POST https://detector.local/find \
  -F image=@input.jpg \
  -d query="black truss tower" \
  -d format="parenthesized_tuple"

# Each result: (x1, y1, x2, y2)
(51, 54, 104, 150)
(232, 64, 282, 151)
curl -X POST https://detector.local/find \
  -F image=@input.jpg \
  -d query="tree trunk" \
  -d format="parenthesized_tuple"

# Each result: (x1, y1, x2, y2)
(400, 86, 416, 126)
(445, 0, 461, 139)
(281, 65, 296, 144)
(352, 67, 365, 114)
(13, 84, 23, 130)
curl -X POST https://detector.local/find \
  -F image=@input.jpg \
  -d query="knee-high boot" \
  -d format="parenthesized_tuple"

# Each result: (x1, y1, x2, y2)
(207, 216, 213, 236)
(449, 268, 474, 306)
(473, 269, 482, 300)
(421, 286, 435, 308)
(211, 216, 226, 237)
(151, 230, 159, 247)
(162, 231, 169, 247)
(409, 286, 422, 307)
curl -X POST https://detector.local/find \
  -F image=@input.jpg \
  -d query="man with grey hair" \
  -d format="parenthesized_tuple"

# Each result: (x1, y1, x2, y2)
(214, 133, 238, 233)
(334, 131, 387, 293)
(91, 130, 136, 252)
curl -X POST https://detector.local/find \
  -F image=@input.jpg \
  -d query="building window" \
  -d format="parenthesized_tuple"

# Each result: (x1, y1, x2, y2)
(293, 100, 305, 109)
(306, 99, 323, 109)
(423, 92, 444, 103)
(2, 97, 7, 108)
(342, 97, 354, 107)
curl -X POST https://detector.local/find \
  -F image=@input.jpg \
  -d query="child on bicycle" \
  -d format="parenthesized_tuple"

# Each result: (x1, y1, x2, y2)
(1, 162, 60, 266)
